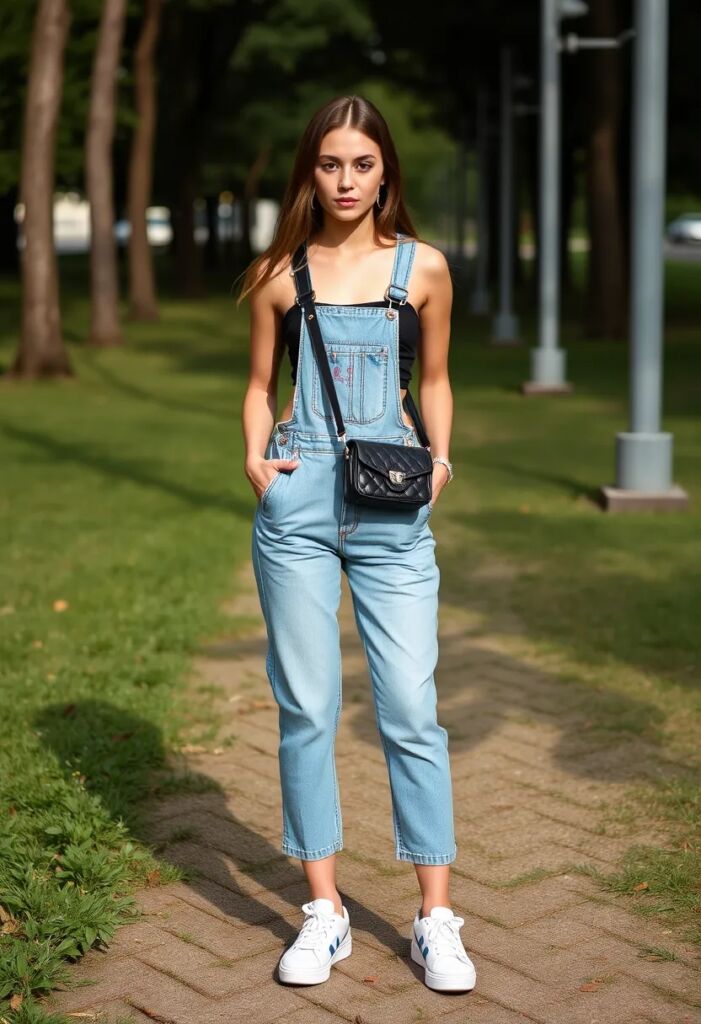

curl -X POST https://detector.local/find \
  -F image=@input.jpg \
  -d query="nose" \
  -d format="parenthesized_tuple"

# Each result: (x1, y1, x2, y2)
(339, 164, 354, 189)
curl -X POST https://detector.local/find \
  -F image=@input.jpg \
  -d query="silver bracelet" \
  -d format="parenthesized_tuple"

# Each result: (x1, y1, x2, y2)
(432, 456, 453, 482)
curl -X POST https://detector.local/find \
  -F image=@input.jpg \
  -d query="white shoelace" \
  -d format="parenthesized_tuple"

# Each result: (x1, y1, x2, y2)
(294, 901, 338, 949)
(422, 914, 469, 960)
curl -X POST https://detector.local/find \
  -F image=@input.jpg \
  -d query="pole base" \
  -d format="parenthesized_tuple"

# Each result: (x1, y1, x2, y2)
(527, 345, 568, 387)
(599, 484, 689, 513)
(615, 431, 675, 491)
(521, 381, 574, 395)
(491, 312, 520, 343)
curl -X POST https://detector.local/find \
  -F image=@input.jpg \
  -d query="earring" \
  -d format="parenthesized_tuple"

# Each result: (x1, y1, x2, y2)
(310, 189, 317, 210)
(375, 184, 386, 209)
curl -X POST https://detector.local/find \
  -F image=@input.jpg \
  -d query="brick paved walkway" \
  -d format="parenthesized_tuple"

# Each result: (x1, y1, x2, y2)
(43, 554, 701, 1024)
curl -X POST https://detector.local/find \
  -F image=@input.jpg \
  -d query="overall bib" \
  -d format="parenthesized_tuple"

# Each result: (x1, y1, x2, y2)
(251, 233, 457, 865)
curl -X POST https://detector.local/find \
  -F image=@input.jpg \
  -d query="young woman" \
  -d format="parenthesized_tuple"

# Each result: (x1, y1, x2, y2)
(238, 94, 475, 994)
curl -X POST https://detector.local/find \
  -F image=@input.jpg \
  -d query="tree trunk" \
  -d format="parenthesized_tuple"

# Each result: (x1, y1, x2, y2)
(585, 0, 626, 338)
(86, 0, 127, 346)
(127, 0, 161, 320)
(9, 0, 72, 379)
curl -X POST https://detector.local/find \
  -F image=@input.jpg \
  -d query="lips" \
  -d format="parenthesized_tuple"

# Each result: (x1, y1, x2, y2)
(335, 198, 358, 206)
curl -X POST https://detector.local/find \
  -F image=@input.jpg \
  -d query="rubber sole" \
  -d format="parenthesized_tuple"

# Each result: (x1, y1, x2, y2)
(278, 928, 352, 985)
(410, 936, 476, 992)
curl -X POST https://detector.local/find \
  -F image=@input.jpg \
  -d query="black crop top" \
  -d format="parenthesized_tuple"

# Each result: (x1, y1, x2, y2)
(281, 300, 420, 388)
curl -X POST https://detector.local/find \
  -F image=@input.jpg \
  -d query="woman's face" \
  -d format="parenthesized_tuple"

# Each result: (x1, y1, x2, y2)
(313, 126, 384, 221)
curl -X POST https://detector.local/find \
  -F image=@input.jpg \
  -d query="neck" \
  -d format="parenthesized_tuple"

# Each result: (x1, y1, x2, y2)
(311, 214, 388, 255)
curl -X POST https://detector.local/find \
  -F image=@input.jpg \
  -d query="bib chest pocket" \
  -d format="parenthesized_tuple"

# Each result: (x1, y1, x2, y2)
(311, 342, 389, 424)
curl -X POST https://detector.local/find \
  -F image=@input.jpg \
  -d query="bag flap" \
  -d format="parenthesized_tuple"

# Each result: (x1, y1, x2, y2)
(350, 439, 432, 481)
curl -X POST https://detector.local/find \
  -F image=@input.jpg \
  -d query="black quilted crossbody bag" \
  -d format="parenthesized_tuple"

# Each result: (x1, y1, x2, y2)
(292, 249, 433, 511)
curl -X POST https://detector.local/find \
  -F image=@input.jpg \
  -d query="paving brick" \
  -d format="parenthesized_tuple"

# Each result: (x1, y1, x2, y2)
(449, 872, 594, 928)
(528, 933, 701, 1008)
(84, 998, 158, 1022)
(136, 935, 257, 997)
(43, 959, 213, 1017)
(131, 979, 306, 1024)
(462, 954, 567, 1022)
(439, 997, 547, 1023)
(567, 898, 693, 952)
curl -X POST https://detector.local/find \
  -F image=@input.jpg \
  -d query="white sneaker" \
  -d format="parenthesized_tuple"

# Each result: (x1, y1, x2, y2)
(278, 897, 352, 985)
(410, 905, 476, 992)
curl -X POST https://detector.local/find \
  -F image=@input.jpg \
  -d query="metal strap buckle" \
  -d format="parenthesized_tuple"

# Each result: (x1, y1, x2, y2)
(384, 285, 408, 305)
(294, 290, 316, 306)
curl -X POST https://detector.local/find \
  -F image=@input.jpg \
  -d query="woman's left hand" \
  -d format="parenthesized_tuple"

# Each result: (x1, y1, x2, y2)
(430, 461, 450, 507)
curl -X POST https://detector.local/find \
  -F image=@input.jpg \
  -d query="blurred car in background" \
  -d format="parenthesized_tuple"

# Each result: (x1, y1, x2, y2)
(666, 213, 701, 245)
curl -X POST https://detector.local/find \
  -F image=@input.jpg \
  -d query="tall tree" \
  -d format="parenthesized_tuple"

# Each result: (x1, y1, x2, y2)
(9, 0, 72, 379)
(86, 0, 127, 346)
(584, 0, 626, 337)
(127, 0, 161, 320)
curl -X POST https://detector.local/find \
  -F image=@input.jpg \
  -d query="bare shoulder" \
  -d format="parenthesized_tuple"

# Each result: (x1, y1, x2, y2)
(411, 240, 452, 310)
(413, 239, 450, 280)
(248, 252, 292, 316)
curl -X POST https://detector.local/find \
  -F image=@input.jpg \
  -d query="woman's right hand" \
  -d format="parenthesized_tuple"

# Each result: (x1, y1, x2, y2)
(246, 455, 301, 501)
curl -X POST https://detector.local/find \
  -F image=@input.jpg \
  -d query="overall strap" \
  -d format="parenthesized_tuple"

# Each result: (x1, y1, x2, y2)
(290, 240, 346, 440)
(290, 240, 312, 303)
(386, 232, 417, 305)
(388, 233, 430, 450)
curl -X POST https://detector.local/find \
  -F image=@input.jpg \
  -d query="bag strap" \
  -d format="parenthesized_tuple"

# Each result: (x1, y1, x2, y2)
(290, 238, 431, 450)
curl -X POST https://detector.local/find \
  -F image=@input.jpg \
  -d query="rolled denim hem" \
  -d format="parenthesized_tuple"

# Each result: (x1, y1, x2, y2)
(396, 846, 457, 865)
(282, 838, 344, 861)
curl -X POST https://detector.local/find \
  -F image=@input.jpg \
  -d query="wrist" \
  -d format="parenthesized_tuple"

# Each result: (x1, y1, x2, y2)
(431, 456, 453, 482)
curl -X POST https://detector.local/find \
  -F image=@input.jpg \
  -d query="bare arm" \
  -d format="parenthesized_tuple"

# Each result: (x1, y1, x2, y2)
(241, 266, 300, 500)
(417, 244, 454, 504)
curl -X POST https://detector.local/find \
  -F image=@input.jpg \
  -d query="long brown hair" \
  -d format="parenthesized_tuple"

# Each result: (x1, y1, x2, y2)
(235, 94, 423, 305)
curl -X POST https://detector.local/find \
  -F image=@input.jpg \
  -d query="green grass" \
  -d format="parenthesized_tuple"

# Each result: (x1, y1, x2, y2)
(0, 252, 700, 1020)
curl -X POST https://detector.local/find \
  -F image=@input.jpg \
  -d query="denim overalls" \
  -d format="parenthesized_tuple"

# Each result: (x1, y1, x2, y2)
(250, 232, 457, 865)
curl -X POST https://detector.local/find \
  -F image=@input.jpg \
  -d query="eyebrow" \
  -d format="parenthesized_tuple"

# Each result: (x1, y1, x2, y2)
(318, 154, 377, 161)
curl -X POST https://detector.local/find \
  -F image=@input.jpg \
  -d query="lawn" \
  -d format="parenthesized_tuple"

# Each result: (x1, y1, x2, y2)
(0, 254, 699, 1021)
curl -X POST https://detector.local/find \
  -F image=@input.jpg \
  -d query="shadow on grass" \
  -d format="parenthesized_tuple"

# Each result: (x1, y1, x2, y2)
(446, 507, 701, 696)
(0, 420, 250, 518)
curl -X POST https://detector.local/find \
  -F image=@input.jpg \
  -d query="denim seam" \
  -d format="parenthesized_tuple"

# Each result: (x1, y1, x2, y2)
(252, 532, 293, 849)
(281, 838, 344, 858)
(331, 637, 343, 847)
(396, 845, 457, 865)
(377, 720, 404, 857)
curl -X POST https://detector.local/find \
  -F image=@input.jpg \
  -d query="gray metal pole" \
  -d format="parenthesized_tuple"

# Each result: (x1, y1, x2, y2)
(524, 0, 570, 391)
(615, 0, 675, 491)
(600, 0, 687, 509)
(470, 88, 490, 314)
(493, 47, 520, 342)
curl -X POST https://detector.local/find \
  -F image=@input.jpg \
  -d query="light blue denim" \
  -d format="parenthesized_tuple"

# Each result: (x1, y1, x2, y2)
(250, 232, 457, 865)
